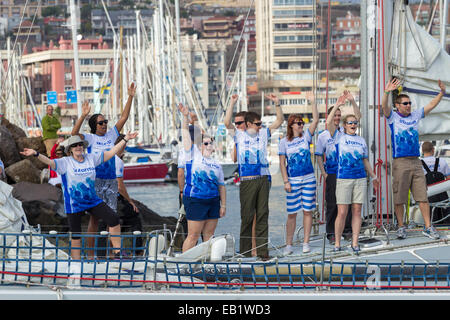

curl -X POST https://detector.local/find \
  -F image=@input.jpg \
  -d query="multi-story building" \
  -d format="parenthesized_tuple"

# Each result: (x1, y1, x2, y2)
(256, 0, 321, 115)
(181, 34, 230, 121)
(91, 9, 154, 42)
(21, 36, 114, 126)
(236, 15, 256, 52)
(332, 11, 360, 61)
(201, 16, 236, 39)
(0, 0, 66, 18)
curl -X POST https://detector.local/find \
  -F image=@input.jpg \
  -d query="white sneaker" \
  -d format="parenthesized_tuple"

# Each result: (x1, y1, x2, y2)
(302, 243, 311, 254)
(283, 245, 293, 255)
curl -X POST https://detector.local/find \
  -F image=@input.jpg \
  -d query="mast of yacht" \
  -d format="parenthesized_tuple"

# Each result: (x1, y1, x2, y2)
(69, 0, 82, 118)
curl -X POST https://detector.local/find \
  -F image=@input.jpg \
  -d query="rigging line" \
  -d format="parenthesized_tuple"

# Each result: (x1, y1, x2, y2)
(2, 0, 41, 133)
(213, 0, 256, 116)
(380, 0, 390, 225)
(376, 0, 383, 228)
(210, 40, 246, 127)
(0, 0, 33, 100)
(325, 0, 331, 114)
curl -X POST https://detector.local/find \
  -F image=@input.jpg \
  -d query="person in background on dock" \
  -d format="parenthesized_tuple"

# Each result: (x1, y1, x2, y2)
(279, 92, 318, 255)
(327, 106, 378, 254)
(382, 78, 445, 240)
(224, 94, 258, 256)
(20, 132, 139, 260)
(315, 91, 362, 244)
(178, 103, 226, 252)
(42, 105, 61, 157)
(71, 83, 136, 216)
(421, 141, 450, 177)
(224, 93, 284, 259)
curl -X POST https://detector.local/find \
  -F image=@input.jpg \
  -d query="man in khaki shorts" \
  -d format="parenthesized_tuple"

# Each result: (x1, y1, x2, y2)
(382, 78, 446, 239)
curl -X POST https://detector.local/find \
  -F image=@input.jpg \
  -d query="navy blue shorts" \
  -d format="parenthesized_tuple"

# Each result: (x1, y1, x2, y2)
(183, 196, 220, 221)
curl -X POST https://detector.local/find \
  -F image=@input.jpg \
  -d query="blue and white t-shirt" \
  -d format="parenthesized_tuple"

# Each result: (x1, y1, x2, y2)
(54, 153, 104, 214)
(314, 127, 344, 175)
(115, 156, 124, 178)
(181, 145, 225, 199)
(177, 148, 186, 169)
(387, 108, 424, 158)
(335, 132, 369, 179)
(84, 127, 119, 179)
(234, 127, 271, 177)
(278, 130, 314, 179)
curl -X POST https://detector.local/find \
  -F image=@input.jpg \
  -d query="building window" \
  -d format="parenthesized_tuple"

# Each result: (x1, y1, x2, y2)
(194, 68, 203, 77)
(194, 55, 203, 63)
(278, 62, 289, 69)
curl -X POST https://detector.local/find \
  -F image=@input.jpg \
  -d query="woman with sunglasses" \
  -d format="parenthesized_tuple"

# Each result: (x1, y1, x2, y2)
(178, 103, 226, 252)
(279, 94, 319, 254)
(71, 83, 136, 214)
(20, 132, 138, 260)
(327, 108, 378, 253)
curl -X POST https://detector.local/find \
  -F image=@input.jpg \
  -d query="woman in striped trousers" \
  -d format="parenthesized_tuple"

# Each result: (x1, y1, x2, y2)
(279, 101, 319, 254)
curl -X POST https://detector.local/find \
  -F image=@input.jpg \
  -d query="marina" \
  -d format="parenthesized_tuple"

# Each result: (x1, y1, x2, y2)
(0, 0, 449, 301)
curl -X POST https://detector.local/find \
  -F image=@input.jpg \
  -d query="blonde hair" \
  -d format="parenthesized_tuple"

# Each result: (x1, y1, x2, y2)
(342, 114, 357, 124)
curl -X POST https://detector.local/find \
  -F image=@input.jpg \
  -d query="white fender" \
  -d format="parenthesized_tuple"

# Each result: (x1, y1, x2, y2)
(210, 237, 227, 262)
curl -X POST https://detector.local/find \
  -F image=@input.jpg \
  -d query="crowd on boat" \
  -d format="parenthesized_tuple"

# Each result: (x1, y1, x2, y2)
(176, 78, 448, 259)
(0, 78, 447, 260)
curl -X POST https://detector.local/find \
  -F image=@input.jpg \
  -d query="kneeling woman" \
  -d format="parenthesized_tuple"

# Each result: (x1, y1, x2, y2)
(279, 107, 319, 254)
(21, 132, 138, 259)
(327, 111, 378, 253)
(178, 103, 226, 252)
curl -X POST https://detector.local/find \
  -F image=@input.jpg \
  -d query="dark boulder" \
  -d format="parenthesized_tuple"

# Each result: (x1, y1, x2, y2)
(16, 137, 47, 170)
(0, 125, 21, 167)
(5, 159, 41, 184)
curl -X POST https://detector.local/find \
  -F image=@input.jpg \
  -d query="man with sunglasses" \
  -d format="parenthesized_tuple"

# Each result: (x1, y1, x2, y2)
(382, 78, 446, 240)
(224, 93, 284, 259)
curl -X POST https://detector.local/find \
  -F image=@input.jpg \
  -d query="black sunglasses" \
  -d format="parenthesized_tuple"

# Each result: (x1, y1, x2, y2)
(235, 121, 245, 125)
(400, 101, 412, 106)
(293, 121, 304, 126)
(70, 142, 84, 148)
(203, 141, 213, 146)
(97, 120, 109, 126)
(252, 122, 262, 126)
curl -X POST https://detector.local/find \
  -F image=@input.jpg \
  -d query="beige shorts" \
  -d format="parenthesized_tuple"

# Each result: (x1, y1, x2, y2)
(392, 157, 428, 205)
(336, 178, 367, 205)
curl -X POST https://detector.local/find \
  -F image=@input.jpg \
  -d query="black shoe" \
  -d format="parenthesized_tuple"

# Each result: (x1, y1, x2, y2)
(328, 235, 336, 245)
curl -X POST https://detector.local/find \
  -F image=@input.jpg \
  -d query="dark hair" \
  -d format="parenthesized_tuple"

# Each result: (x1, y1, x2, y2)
(55, 146, 65, 156)
(244, 111, 261, 125)
(395, 94, 410, 104)
(328, 106, 341, 114)
(88, 114, 102, 134)
(235, 111, 246, 119)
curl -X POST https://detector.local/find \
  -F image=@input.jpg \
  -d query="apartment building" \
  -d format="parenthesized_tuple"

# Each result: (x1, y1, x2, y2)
(256, 0, 321, 115)
(21, 36, 114, 126)
(0, 0, 66, 18)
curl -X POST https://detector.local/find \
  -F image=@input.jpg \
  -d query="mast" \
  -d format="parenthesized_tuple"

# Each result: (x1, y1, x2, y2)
(69, 0, 82, 118)
(174, 0, 184, 105)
